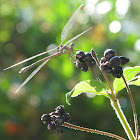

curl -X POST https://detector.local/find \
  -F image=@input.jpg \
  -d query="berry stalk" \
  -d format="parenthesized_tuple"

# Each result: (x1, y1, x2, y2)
(91, 48, 116, 100)
(63, 122, 126, 140)
(122, 74, 139, 140)
(85, 60, 102, 82)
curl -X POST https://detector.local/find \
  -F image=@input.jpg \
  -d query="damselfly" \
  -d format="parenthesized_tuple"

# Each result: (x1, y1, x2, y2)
(4, 4, 92, 92)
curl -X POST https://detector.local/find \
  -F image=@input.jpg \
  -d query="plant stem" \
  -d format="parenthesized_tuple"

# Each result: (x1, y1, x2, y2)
(63, 122, 126, 140)
(85, 60, 102, 82)
(122, 74, 139, 140)
(111, 99, 135, 140)
(91, 49, 116, 100)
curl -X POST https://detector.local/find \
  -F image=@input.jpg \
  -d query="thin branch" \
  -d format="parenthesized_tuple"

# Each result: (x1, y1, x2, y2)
(85, 60, 102, 82)
(122, 74, 139, 140)
(63, 122, 126, 140)
(91, 48, 116, 101)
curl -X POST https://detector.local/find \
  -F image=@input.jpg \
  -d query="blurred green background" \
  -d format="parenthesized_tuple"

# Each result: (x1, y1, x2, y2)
(0, 0, 140, 139)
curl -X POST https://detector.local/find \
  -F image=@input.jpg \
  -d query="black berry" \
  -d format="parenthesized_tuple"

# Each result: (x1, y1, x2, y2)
(47, 121, 56, 131)
(63, 113, 71, 122)
(41, 105, 70, 135)
(104, 49, 116, 60)
(41, 114, 51, 124)
(76, 51, 85, 59)
(75, 61, 88, 72)
(112, 66, 123, 78)
(55, 105, 65, 115)
(85, 52, 96, 67)
(81, 64, 88, 72)
(56, 127, 63, 135)
(120, 56, 129, 65)
(75, 61, 85, 69)
(100, 57, 106, 64)
(101, 63, 113, 74)
(109, 56, 121, 67)
(85, 52, 93, 61)
(90, 59, 96, 67)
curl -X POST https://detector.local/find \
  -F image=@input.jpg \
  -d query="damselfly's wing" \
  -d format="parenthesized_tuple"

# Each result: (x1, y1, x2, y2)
(4, 47, 57, 71)
(16, 58, 51, 93)
(64, 27, 92, 46)
(61, 4, 83, 44)
(19, 52, 59, 73)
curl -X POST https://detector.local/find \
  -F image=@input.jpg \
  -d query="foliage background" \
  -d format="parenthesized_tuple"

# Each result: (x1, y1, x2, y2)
(0, 0, 140, 139)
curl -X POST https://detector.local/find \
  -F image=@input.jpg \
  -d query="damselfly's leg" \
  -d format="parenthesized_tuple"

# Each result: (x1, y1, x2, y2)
(69, 53, 76, 64)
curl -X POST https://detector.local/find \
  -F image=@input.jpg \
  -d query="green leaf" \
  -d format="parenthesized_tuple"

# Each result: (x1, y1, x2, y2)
(128, 75, 140, 86)
(113, 66, 140, 94)
(70, 80, 108, 97)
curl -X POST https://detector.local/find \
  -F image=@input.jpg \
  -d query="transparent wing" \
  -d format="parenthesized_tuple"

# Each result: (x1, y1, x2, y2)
(15, 58, 50, 93)
(19, 53, 59, 73)
(3, 47, 57, 71)
(61, 4, 83, 44)
(64, 27, 92, 46)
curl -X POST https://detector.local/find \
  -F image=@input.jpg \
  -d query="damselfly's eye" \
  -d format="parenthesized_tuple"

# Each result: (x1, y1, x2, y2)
(69, 42, 75, 48)
(104, 49, 116, 61)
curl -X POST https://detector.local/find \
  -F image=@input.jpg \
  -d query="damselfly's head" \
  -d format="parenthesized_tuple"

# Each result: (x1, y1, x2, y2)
(68, 42, 75, 52)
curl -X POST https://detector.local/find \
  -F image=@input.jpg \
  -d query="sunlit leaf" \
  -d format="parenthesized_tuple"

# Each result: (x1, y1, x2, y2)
(113, 66, 140, 94)
(70, 80, 108, 98)
(128, 75, 140, 86)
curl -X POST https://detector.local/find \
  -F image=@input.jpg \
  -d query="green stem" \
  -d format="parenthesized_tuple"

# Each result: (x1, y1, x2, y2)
(111, 99, 135, 140)
(122, 74, 139, 140)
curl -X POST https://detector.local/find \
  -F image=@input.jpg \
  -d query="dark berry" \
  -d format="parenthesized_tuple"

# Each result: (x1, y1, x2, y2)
(85, 52, 96, 66)
(56, 127, 63, 135)
(76, 51, 85, 59)
(41, 114, 51, 124)
(47, 121, 56, 131)
(81, 64, 88, 72)
(56, 117, 64, 125)
(85, 52, 93, 61)
(90, 59, 96, 67)
(104, 49, 116, 60)
(120, 56, 129, 65)
(101, 64, 113, 74)
(63, 113, 71, 122)
(100, 57, 106, 64)
(75, 61, 88, 72)
(109, 56, 121, 67)
(112, 66, 123, 78)
(55, 105, 65, 115)
(75, 61, 85, 69)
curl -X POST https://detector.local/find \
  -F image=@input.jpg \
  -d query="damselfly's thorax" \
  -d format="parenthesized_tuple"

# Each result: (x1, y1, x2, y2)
(58, 43, 75, 54)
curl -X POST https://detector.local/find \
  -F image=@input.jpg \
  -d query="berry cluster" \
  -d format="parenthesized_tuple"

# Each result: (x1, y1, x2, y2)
(75, 51, 96, 72)
(100, 49, 129, 78)
(41, 105, 70, 135)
